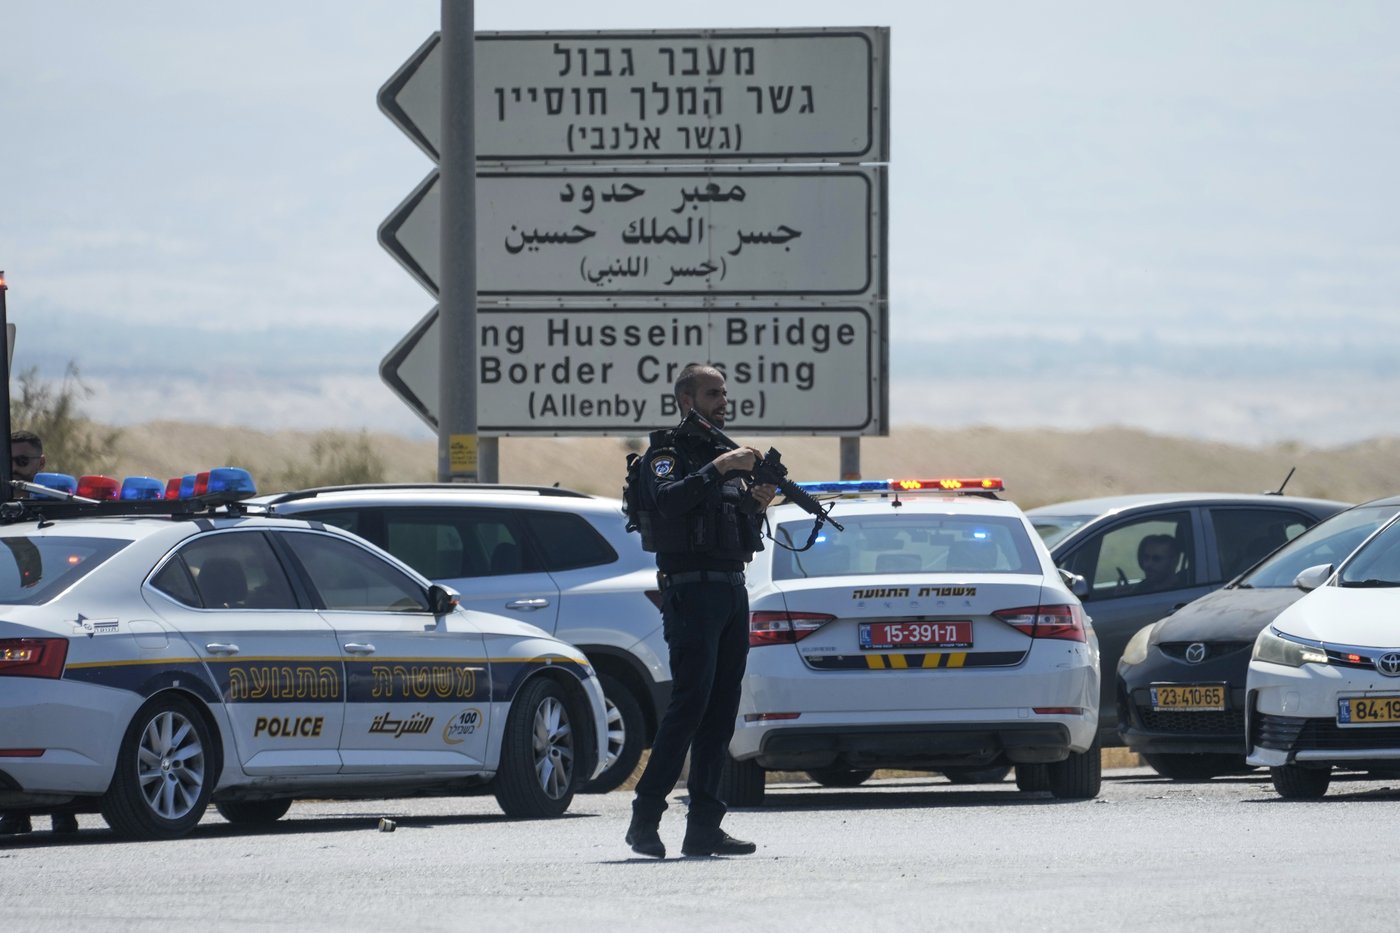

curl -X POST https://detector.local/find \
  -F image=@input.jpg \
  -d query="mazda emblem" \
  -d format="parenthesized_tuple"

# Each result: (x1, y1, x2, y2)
(1185, 642, 1208, 664)
(1376, 652, 1400, 677)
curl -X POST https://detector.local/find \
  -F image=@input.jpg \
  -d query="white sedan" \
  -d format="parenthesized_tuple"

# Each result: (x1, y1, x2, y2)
(1246, 508, 1400, 798)
(721, 478, 1101, 806)
(0, 484, 608, 839)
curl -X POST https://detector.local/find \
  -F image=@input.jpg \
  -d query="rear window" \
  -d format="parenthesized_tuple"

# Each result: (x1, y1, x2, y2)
(771, 514, 1040, 581)
(0, 535, 130, 605)
(1031, 514, 1095, 549)
(1244, 504, 1400, 589)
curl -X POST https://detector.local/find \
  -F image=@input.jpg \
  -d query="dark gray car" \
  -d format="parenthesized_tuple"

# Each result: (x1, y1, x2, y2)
(1029, 492, 1349, 745)
(1115, 495, 1400, 778)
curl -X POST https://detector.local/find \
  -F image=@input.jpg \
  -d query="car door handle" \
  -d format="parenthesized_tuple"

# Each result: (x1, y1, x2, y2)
(205, 643, 240, 655)
(344, 643, 377, 654)
(505, 598, 550, 611)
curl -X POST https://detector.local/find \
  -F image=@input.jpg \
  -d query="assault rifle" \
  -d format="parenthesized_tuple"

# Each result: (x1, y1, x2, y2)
(675, 410, 844, 542)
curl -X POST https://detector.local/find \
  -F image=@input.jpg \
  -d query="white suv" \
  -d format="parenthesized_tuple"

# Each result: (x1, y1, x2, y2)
(259, 484, 665, 792)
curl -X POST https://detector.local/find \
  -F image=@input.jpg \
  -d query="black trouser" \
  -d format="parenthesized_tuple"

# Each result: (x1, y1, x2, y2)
(632, 577, 749, 830)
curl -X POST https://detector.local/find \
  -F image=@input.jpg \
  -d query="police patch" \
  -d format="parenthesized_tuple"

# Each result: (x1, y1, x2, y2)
(652, 456, 676, 477)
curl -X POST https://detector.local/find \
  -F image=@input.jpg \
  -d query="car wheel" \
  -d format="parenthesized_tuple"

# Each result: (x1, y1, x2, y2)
(805, 767, 875, 788)
(1048, 741, 1102, 800)
(214, 799, 293, 825)
(493, 677, 579, 818)
(581, 673, 645, 794)
(100, 693, 214, 840)
(1143, 752, 1246, 781)
(1015, 763, 1050, 792)
(718, 752, 766, 807)
(943, 765, 1012, 785)
(1270, 764, 1331, 800)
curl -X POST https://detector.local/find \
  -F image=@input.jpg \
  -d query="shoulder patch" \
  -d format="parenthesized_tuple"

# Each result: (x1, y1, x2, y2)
(651, 455, 677, 477)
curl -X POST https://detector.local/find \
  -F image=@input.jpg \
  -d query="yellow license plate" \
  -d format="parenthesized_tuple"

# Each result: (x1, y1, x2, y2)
(1150, 684, 1225, 711)
(1338, 696, 1400, 725)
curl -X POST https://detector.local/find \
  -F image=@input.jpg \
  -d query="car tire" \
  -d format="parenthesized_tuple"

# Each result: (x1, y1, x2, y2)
(1143, 752, 1246, 781)
(1047, 741, 1102, 800)
(718, 752, 766, 807)
(581, 673, 645, 794)
(943, 765, 1012, 785)
(1015, 763, 1050, 793)
(214, 799, 293, 825)
(493, 677, 580, 818)
(100, 693, 215, 841)
(805, 767, 875, 788)
(1270, 764, 1331, 800)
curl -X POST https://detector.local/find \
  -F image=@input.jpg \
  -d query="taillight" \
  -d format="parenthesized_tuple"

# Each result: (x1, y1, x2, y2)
(994, 604, 1086, 642)
(0, 638, 69, 679)
(750, 610, 834, 647)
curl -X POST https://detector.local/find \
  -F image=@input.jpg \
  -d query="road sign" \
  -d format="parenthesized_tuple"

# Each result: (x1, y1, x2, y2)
(382, 304, 880, 435)
(378, 28, 889, 163)
(379, 165, 884, 298)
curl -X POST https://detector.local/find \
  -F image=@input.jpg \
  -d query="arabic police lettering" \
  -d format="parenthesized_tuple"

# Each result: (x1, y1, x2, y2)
(370, 664, 477, 700)
(254, 715, 325, 738)
(369, 711, 435, 738)
(228, 665, 340, 702)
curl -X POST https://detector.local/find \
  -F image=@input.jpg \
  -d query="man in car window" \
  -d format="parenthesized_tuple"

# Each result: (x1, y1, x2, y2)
(1134, 534, 1184, 593)
(625, 363, 774, 859)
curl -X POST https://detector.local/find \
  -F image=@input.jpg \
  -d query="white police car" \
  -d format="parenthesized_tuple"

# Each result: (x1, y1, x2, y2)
(721, 478, 1101, 806)
(1246, 507, 1400, 798)
(0, 469, 607, 839)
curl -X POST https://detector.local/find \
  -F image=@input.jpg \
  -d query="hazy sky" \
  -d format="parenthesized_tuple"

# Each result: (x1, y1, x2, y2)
(4, 1, 1398, 445)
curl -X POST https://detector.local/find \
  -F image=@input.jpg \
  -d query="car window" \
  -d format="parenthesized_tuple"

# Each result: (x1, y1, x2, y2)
(1031, 514, 1096, 549)
(279, 531, 430, 612)
(0, 535, 129, 606)
(1059, 511, 1195, 601)
(520, 510, 617, 571)
(1338, 516, 1400, 587)
(1244, 504, 1400, 588)
(163, 532, 300, 610)
(1211, 508, 1316, 582)
(771, 514, 1039, 580)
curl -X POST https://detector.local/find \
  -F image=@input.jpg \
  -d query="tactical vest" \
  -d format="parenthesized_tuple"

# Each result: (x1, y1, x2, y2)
(629, 429, 762, 562)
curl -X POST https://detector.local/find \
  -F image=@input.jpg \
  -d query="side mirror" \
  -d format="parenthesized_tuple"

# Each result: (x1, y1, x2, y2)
(428, 583, 461, 615)
(1059, 567, 1090, 599)
(1293, 563, 1334, 592)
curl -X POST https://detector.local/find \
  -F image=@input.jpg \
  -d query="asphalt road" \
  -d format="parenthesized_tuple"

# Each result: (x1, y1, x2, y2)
(4, 767, 1400, 932)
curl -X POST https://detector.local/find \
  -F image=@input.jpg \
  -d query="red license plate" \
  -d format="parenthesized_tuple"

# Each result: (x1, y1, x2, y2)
(860, 621, 972, 650)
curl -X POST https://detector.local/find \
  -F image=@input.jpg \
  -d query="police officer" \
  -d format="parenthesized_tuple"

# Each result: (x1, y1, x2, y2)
(625, 363, 775, 859)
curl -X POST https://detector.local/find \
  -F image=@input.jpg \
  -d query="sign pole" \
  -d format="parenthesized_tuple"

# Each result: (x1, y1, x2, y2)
(438, 0, 484, 482)
(0, 271, 11, 501)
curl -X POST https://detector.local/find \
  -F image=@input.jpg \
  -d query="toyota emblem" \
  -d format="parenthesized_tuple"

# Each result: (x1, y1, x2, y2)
(1376, 652, 1400, 677)
(1185, 642, 1208, 664)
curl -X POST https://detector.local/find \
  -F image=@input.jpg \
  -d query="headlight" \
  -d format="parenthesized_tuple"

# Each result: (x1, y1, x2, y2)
(1253, 627, 1328, 668)
(1119, 622, 1158, 668)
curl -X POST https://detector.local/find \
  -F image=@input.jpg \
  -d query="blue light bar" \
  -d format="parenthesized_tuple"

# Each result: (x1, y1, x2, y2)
(178, 474, 197, 498)
(793, 477, 1006, 495)
(120, 476, 165, 500)
(207, 467, 256, 497)
(34, 472, 78, 495)
(794, 479, 892, 494)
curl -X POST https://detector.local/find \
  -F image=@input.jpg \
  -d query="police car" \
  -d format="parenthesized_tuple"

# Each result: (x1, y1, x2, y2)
(721, 478, 1101, 806)
(0, 469, 607, 839)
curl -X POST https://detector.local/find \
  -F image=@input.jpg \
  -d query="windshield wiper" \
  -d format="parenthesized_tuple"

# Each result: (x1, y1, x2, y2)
(1341, 579, 1400, 588)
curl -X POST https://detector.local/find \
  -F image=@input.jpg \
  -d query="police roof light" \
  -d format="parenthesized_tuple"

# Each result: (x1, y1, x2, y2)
(119, 477, 165, 501)
(793, 478, 1005, 495)
(76, 475, 120, 501)
(206, 467, 256, 496)
(34, 473, 78, 495)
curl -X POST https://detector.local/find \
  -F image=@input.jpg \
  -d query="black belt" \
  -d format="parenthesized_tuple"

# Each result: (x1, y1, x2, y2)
(657, 570, 746, 588)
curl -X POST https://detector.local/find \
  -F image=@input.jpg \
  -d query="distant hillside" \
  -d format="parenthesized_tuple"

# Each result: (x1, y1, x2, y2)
(105, 421, 1400, 508)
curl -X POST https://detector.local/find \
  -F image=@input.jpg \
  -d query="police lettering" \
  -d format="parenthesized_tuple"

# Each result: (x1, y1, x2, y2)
(254, 715, 324, 738)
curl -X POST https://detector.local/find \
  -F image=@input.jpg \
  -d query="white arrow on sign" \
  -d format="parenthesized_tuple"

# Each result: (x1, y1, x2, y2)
(379, 306, 440, 430)
(378, 32, 442, 162)
(378, 170, 441, 297)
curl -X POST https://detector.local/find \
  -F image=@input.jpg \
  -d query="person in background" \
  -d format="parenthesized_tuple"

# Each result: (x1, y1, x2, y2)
(0, 430, 79, 836)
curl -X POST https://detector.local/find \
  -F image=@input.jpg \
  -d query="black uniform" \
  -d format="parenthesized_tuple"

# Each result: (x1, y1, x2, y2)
(630, 424, 765, 838)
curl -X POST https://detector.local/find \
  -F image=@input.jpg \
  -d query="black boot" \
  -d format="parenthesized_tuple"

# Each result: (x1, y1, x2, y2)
(682, 826, 757, 857)
(625, 811, 665, 859)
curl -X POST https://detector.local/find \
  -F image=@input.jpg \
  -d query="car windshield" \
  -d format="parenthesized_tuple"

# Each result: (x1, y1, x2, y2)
(1030, 514, 1095, 549)
(1242, 504, 1400, 588)
(0, 535, 130, 605)
(771, 513, 1040, 581)
(1337, 514, 1400, 588)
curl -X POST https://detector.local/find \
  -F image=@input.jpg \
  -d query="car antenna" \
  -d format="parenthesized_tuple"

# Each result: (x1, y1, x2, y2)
(1267, 467, 1296, 496)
